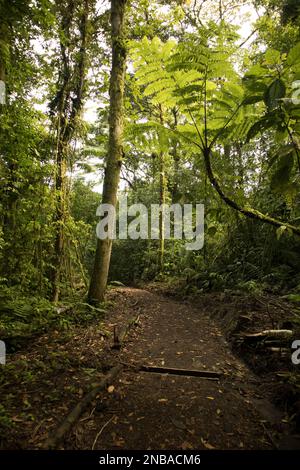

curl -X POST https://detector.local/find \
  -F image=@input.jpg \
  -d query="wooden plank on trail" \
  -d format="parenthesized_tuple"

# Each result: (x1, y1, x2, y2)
(140, 365, 221, 380)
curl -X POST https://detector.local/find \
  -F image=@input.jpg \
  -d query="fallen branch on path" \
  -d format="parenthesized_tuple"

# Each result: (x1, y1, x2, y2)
(92, 416, 114, 450)
(140, 365, 221, 380)
(43, 364, 123, 450)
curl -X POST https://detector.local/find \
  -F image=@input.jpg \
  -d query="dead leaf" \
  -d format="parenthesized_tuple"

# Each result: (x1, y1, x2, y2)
(12, 416, 23, 423)
(107, 385, 115, 393)
(181, 441, 193, 450)
(201, 438, 215, 449)
(114, 439, 125, 447)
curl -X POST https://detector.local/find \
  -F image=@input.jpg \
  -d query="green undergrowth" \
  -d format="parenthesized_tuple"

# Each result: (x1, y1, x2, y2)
(0, 284, 107, 351)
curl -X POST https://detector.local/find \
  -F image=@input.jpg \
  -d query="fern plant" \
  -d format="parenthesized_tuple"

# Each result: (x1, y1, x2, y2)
(128, 33, 300, 237)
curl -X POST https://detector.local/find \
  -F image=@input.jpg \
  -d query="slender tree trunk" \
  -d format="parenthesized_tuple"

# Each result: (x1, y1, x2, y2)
(219, 0, 223, 21)
(236, 143, 244, 191)
(88, 0, 127, 303)
(159, 149, 166, 270)
(51, 138, 67, 302)
(158, 105, 166, 271)
(170, 108, 180, 202)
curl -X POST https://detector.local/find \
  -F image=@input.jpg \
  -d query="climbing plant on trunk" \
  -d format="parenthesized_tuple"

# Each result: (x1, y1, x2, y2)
(50, 0, 93, 302)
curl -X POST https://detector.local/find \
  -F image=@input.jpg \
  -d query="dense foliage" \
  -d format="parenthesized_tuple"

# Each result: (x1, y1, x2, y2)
(0, 0, 300, 326)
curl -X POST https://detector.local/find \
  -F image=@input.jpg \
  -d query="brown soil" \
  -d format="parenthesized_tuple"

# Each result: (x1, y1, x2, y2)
(0, 287, 298, 450)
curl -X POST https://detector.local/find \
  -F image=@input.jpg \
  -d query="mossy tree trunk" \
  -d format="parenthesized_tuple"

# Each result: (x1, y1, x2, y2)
(88, 0, 127, 303)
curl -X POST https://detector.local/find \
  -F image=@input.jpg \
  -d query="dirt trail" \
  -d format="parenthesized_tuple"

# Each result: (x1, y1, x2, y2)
(63, 287, 284, 450)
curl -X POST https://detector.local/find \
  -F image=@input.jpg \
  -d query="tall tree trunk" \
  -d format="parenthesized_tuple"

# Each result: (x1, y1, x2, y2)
(51, 137, 68, 302)
(158, 104, 166, 271)
(51, 0, 90, 302)
(159, 149, 166, 270)
(169, 108, 180, 202)
(88, 0, 127, 303)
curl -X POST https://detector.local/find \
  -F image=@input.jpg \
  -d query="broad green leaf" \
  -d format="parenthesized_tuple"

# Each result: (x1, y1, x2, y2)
(264, 79, 286, 111)
(247, 117, 274, 141)
(287, 43, 300, 67)
(270, 152, 294, 192)
(243, 95, 264, 105)
(244, 64, 268, 78)
(264, 49, 281, 66)
(243, 78, 268, 94)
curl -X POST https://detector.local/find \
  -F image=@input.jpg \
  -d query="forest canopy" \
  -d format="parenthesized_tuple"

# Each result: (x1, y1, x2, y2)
(1, 0, 300, 302)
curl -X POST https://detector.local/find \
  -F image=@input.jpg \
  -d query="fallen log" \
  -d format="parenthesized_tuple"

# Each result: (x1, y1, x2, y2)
(266, 347, 290, 354)
(140, 365, 221, 380)
(240, 329, 293, 345)
(43, 364, 123, 449)
(246, 329, 293, 338)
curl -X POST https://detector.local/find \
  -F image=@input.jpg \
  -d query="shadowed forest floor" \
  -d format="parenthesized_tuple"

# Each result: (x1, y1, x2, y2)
(1, 287, 299, 450)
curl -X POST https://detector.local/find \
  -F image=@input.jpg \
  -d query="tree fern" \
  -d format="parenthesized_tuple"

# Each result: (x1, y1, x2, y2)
(128, 34, 300, 236)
